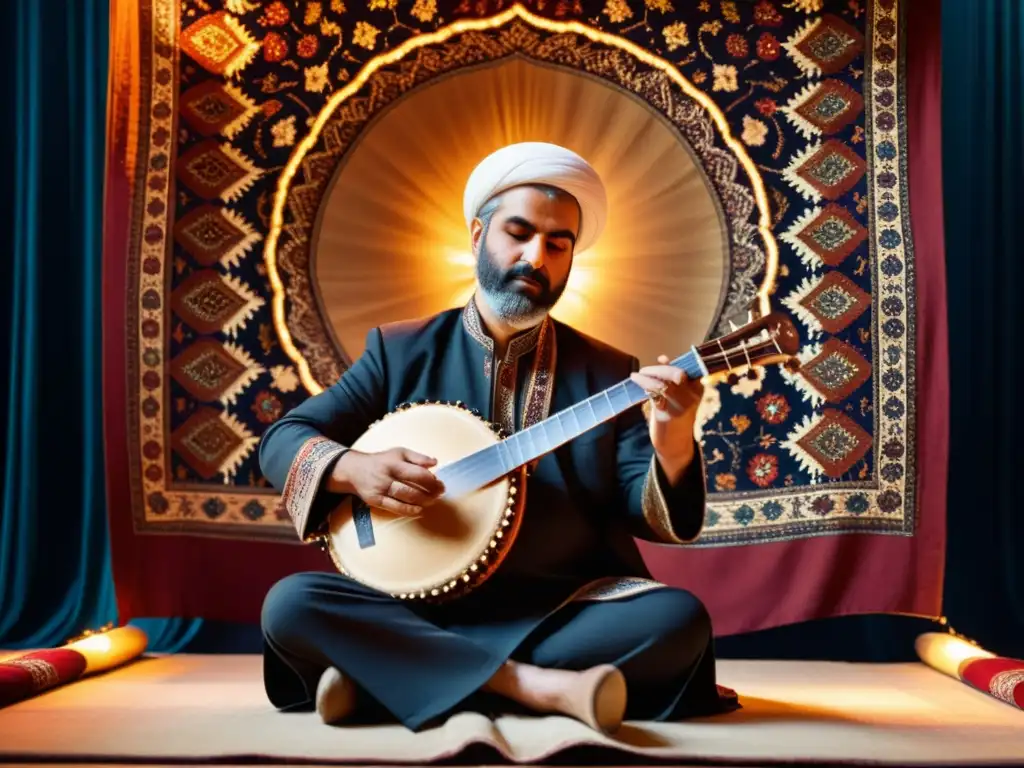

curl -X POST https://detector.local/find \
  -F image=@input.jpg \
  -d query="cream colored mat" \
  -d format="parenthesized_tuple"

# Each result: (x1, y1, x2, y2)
(1, 654, 1022, 765)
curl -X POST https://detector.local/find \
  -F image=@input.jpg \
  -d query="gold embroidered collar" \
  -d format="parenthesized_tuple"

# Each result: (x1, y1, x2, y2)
(461, 297, 556, 435)
(461, 297, 544, 362)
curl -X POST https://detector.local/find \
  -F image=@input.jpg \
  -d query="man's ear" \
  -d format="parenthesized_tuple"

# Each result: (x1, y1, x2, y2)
(470, 218, 484, 253)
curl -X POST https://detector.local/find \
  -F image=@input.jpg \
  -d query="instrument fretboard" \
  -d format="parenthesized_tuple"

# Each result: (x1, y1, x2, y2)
(435, 348, 706, 499)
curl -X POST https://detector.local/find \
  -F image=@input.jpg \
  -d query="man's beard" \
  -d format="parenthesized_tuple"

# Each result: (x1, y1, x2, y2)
(475, 236, 568, 331)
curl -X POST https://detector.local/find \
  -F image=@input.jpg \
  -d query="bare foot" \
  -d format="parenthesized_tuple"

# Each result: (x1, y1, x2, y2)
(483, 661, 627, 734)
(315, 666, 357, 724)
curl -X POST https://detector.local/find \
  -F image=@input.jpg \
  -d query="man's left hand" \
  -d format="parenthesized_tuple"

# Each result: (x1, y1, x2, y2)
(630, 355, 704, 484)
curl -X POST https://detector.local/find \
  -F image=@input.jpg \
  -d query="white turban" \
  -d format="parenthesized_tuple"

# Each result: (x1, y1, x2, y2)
(463, 142, 607, 253)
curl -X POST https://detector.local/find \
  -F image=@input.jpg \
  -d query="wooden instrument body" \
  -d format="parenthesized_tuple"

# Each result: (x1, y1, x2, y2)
(325, 403, 526, 601)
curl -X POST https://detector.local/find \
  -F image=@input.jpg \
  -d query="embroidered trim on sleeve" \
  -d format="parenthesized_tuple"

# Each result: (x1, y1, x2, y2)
(642, 455, 684, 544)
(282, 435, 347, 541)
(641, 454, 705, 544)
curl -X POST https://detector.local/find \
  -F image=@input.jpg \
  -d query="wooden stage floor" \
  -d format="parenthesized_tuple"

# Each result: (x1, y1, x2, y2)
(1, 654, 1022, 766)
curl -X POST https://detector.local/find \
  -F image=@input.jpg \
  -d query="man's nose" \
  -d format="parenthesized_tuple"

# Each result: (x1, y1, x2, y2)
(521, 236, 547, 268)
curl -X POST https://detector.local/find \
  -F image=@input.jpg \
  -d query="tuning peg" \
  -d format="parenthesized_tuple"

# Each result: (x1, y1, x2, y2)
(746, 368, 759, 380)
(726, 373, 740, 386)
(784, 358, 802, 373)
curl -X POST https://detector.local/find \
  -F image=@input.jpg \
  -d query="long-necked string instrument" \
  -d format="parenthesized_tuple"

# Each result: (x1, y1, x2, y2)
(323, 312, 800, 601)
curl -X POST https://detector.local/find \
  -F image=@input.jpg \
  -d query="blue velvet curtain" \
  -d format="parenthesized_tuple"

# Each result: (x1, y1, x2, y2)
(938, 0, 1024, 648)
(2, 0, 1019, 660)
(0, 0, 200, 652)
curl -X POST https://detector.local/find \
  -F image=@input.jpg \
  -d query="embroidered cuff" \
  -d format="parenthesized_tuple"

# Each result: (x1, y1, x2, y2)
(641, 453, 705, 544)
(281, 436, 348, 541)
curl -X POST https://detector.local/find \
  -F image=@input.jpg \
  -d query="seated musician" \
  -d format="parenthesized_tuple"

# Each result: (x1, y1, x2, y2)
(259, 142, 730, 734)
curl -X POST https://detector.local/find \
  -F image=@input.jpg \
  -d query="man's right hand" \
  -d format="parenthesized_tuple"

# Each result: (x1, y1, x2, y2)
(326, 448, 445, 517)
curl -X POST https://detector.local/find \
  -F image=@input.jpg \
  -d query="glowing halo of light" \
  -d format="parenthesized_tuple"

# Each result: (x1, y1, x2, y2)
(265, 4, 778, 395)
(313, 59, 729, 366)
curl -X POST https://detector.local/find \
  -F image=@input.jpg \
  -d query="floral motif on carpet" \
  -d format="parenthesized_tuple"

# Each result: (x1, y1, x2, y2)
(127, 0, 915, 546)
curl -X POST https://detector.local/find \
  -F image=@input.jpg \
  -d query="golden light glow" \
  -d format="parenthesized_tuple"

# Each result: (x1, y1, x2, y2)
(63, 625, 149, 676)
(315, 59, 726, 365)
(266, 4, 777, 394)
(915, 632, 995, 680)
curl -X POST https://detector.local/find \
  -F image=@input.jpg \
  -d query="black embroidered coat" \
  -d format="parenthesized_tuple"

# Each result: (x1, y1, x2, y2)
(259, 299, 707, 652)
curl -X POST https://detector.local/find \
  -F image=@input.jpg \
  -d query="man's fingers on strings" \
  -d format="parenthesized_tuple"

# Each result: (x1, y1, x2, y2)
(399, 448, 437, 467)
(392, 462, 445, 496)
(630, 371, 672, 394)
(376, 495, 424, 518)
(635, 364, 684, 386)
(386, 480, 437, 508)
(631, 372, 687, 414)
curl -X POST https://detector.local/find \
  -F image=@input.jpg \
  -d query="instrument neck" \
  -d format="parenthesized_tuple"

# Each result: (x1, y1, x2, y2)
(436, 347, 707, 499)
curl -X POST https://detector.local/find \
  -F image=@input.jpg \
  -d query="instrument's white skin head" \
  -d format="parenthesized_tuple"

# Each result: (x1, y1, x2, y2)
(470, 185, 581, 333)
(327, 404, 522, 600)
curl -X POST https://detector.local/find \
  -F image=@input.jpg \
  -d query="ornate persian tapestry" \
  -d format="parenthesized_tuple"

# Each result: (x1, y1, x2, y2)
(103, 0, 947, 631)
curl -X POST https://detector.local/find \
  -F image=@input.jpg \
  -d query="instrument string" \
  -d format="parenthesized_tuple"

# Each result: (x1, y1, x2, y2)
(438, 340, 785, 495)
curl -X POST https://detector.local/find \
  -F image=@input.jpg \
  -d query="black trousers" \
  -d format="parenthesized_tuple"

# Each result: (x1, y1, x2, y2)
(261, 572, 722, 731)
